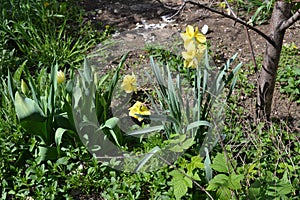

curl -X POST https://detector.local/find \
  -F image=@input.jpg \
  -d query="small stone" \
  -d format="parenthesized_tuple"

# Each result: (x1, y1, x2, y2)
(201, 24, 209, 34)
(113, 8, 119, 14)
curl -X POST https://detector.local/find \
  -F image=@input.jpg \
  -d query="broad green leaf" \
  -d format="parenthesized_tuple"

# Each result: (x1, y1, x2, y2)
(192, 172, 201, 181)
(249, 181, 262, 199)
(48, 63, 58, 115)
(54, 112, 75, 131)
(228, 174, 243, 190)
(168, 173, 188, 200)
(37, 146, 59, 163)
(55, 128, 67, 155)
(72, 86, 82, 108)
(187, 156, 204, 172)
(181, 137, 195, 150)
(169, 134, 186, 144)
(268, 182, 293, 196)
(211, 152, 228, 173)
(217, 186, 231, 200)
(207, 174, 229, 191)
(169, 144, 184, 152)
(169, 170, 184, 180)
(15, 91, 46, 121)
(174, 182, 188, 200)
(56, 157, 69, 165)
(101, 117, 119, 129)
(183, 176, 193, 188)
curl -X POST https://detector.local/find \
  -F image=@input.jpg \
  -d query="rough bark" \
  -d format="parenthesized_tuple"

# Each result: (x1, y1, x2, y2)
(256, 1, 292, 121)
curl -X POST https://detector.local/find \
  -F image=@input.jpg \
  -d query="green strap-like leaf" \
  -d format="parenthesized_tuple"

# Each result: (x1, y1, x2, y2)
(127, 125, 164, 136)
(134, 146, 161, 173)
(15, 91, 46, 121)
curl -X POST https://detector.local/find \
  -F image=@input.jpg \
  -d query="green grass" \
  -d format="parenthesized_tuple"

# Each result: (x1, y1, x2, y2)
(0, 0, 110, 76)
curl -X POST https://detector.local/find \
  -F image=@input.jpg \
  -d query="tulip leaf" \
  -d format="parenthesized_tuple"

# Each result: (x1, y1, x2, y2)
(15, 91, 46, 122)
(37, 146, 59, 163)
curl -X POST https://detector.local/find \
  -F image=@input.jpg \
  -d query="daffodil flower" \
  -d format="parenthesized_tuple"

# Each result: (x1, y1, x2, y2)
(180, 25, 206, 49)
(182, 42, 206, 69)
(128, 101, 151, 122)
(57, 70, 65, 84)
(121, 73, 137, 93)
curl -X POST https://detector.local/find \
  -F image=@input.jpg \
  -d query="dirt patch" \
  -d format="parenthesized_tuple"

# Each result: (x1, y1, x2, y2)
(82, 1, 300, 127)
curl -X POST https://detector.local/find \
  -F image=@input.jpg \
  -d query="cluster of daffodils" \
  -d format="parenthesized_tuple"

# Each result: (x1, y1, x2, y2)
(120, 73, 151, 122)
(181, 25, 207, 69)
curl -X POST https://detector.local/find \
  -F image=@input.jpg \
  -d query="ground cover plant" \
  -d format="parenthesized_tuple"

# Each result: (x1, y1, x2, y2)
(1, 0, 299, 199)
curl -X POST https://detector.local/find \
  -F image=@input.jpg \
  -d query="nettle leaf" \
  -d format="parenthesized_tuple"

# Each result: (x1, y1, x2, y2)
(187, 170, 201, 181)
(187, 156, 204, 172)
(183, 176, 193, 188)
(207, 174, 229, 191)
(168, 170, 188, 200)
(249, 181, 263, 199)
(217, 186, 231, 200)
(169, 144, 184, 152)
(181, 137, 195, 149)
(228, 174, 243, 190)
(267, 173, 293, 197)
(169, 170, 184, 180)
(210, 153, 228, 173)
(173, 181, 188, 200)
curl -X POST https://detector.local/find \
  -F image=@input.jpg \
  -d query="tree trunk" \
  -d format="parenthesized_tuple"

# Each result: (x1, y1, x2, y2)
(256, 1, 292, 121)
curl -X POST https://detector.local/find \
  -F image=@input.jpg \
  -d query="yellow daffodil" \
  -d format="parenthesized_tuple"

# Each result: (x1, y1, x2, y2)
(121, 73, 137, 93)
(182, 42, 206, 69)
(182, 42, 197, 61)
(128, 101, 151, 122)
(57, 70, 65, 84)
(180, 25, 206, 49)
(197, 44, 207, 59)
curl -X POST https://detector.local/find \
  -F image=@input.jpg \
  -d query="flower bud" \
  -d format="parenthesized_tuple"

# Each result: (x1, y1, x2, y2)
(21, 79, 29, 95)
(57, 70, 65, 84)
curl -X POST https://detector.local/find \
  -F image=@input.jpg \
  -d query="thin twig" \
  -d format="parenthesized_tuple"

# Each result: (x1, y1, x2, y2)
(165, 0, 187, 20)
(184, 0, 276, 48)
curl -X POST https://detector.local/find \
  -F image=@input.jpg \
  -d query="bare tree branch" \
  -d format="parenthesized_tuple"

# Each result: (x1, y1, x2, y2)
(280, 8, 300, 31)
(184, 0, 277, 48)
